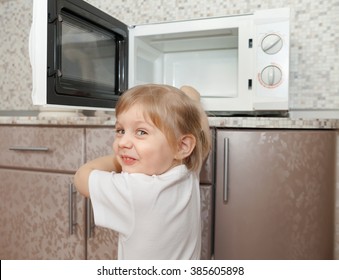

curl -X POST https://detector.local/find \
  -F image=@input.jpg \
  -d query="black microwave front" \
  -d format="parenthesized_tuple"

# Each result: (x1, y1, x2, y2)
(30, 0, 128, 109)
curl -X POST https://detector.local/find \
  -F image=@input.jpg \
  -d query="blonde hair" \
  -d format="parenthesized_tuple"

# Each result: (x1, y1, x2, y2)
(115, 84, 211, 172)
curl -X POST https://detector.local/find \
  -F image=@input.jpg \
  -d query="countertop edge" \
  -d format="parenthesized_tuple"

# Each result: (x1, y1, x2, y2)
(1, 116, 339, 129)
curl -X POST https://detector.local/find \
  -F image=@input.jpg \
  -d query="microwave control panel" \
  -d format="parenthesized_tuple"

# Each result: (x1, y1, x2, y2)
(254, 8, 290, 110)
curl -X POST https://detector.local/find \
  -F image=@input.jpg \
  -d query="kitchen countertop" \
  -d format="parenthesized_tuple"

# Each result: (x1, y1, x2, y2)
(0, 114, 339, 129)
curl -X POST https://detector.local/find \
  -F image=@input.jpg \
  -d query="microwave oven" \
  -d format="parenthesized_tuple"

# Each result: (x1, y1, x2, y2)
(30, 0, 290, 114)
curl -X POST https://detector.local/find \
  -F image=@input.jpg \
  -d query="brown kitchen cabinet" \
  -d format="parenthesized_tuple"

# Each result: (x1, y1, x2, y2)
(0, 125, 214, 259)
(0, 126, 86, 259)
(0, 169, 86, 259)
(214, 129, 336, 259)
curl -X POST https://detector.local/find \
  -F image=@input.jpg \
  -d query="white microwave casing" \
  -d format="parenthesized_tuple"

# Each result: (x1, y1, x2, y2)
(30, 0, 289, 113)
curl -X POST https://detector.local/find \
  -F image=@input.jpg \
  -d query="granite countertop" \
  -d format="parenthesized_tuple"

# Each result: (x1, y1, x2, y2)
(0, 114, 338, 129)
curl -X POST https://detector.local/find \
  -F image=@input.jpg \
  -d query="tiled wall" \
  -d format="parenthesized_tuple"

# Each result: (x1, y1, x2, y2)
(0, 0, 338, 111)
(0, 0, 32, 111)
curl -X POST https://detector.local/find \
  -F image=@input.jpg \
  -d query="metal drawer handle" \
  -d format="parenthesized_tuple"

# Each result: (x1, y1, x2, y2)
(223, 138, 229, 203)
(9, 146, 49, 152)
(86, 199, 95, 239)
(69, 183, 77, 235)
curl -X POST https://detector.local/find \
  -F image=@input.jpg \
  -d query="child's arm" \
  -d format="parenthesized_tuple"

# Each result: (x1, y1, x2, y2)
(74, 155, 121, 197)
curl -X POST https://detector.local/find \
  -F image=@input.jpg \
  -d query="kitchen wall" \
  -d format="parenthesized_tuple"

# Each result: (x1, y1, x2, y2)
(0, 0, 339, 114)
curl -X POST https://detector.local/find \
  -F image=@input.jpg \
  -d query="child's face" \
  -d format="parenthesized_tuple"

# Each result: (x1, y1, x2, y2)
(113, 104, 178, 175)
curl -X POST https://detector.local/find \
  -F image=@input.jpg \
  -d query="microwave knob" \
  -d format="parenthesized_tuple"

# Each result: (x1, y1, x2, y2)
(260, 65, 282, 87)
(261, 34, 283, 54)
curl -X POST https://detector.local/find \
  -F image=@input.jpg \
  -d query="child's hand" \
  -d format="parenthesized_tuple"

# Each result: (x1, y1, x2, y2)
(74, 155, 121, 197)
(180, 85, 201, 101)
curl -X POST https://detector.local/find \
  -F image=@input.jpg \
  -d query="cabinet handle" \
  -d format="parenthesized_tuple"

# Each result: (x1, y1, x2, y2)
(223, 138, 229, 202)
(69, 183, 77, 235)
(86, 199, 95, 238)
(9, 146, 49, 152)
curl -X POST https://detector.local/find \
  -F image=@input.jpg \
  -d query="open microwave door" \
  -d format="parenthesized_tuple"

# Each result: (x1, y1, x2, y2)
(128, 18, 254, 112)
(30, 0, 129, 109)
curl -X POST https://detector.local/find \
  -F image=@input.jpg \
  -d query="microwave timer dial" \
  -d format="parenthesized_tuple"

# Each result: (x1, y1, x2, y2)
(260, 65, 282, 87)
(261, 34, 283, 54)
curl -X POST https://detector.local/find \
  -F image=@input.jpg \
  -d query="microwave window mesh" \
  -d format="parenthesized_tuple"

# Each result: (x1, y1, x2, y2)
(61, 18, 116, 88)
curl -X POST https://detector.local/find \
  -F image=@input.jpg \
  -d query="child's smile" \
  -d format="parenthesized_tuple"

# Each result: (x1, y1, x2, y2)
(120, 155, 137, 165)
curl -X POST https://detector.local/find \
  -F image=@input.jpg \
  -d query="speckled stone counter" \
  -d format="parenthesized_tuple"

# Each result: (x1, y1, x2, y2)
(0, 115, 339, 129)
(208, 117, 339, 129)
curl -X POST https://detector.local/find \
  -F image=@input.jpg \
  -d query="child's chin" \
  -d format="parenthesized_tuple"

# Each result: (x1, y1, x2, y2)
(122, 166, 139, 174)
(122, 167, 154, 175)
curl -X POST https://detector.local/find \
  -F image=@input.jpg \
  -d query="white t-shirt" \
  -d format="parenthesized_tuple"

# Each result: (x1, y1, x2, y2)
(89, 164, 201, 260)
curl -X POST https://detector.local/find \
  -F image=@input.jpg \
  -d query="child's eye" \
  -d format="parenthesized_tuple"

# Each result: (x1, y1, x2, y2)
(136, 130, 147, 136)
(115, 128, 125, 135)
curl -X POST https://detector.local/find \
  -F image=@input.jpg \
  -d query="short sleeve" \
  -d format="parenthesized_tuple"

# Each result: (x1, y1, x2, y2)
(89, 170, 134, 238)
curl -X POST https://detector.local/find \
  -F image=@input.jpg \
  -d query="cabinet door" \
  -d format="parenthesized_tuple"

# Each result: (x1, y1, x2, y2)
(214, 130, 336, 260)
(200, 184, 214, 260)
(85, 128, 119, 260)
(0, 170, 86, 259)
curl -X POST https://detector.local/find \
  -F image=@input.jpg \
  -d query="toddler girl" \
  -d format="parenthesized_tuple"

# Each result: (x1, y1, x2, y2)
(74, 84, 211, 259)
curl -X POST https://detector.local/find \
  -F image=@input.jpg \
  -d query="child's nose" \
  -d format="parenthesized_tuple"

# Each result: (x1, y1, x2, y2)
(118, 133, 133, 148)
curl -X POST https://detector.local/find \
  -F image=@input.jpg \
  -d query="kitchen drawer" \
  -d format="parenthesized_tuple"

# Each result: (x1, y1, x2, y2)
(0, 126, 84, 172)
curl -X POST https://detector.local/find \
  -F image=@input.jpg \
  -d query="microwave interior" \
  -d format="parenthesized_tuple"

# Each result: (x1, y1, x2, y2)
(131, 28, 239, 98)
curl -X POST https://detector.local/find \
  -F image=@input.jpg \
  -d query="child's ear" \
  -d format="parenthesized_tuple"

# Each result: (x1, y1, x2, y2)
(175, 134, 196, 160)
